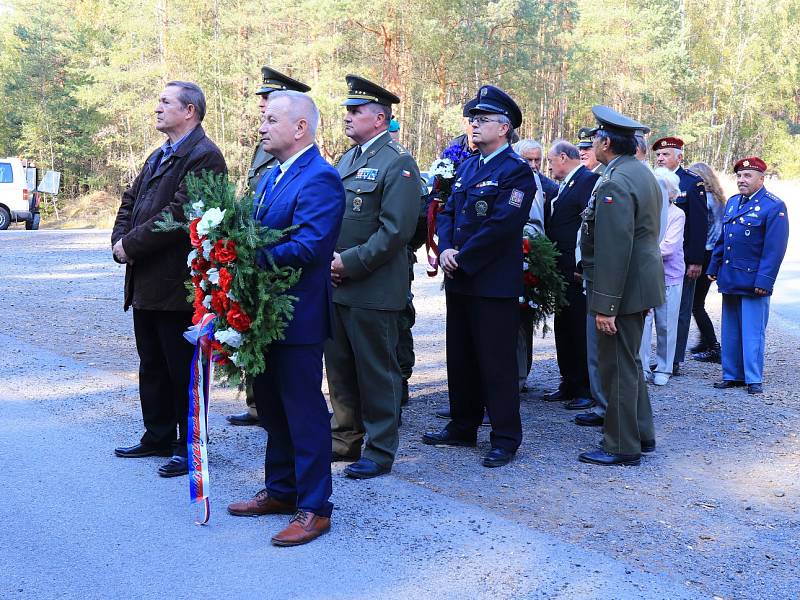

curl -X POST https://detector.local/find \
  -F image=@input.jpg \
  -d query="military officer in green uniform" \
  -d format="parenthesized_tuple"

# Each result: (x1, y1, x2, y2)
(327, 75, 422, 479)
(225, 67, 311, 427)
(577, 106, 665, 466)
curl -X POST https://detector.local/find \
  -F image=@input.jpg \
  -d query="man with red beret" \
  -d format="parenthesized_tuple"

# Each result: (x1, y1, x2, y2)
(653, 137, 708, 374)
(707, 157, 789, 394)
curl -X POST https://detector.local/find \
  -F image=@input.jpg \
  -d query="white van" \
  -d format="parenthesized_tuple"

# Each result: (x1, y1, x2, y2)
(0, 157, 40, 230)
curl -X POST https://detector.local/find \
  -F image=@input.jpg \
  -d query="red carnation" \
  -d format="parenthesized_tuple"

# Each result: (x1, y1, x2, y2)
(523, 272, 540, 287)
(194, 286, 205, 304)
(189, 218, 205, 248)
(211, 239, 237, 264)
(191, 273, 202, 287)
(226, 303, 252, 332)
(210, 290, 230, 315)
(192, 256, 210, 273)
(218, 267, 233, 293)
(522, 238, 530, 254)
(192, 305, 208, 324)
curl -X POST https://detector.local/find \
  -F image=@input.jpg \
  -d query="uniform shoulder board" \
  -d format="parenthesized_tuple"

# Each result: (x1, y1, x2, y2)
(765, 191, 781, 202)
(387, 141, 408, 155)
(684, 168, 703, 181)
(510, 153, 526, 163)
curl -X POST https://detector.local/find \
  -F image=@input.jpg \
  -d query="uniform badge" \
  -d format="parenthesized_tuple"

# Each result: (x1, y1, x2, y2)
(476, 180, 498, 188)
(745, 229, 751, 236)
(568, 180, 575, 188)
(356, 168, 379, 181)
(352, 197, 363, 212)
(755, 206, 761, 211)
(401, 170, 412, 178)
(509, 188, 524, 207)
(779, 212, 786, 217)
(603, 196, 613, 204)
(475, 200, 488, 216)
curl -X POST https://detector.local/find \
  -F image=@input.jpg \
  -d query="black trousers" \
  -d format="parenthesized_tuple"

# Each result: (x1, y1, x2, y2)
(445, 292, 522, 452)
(553, 279, 591, 398)
(692, 250, 718, 347)
(132, 309, 194, 457)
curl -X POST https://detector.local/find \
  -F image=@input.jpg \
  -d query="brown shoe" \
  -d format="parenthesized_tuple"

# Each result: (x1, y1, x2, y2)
(227, 489, 295, 517)
(271, 510, 331, 547)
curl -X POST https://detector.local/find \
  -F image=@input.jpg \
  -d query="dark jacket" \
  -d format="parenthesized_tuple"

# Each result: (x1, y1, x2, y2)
(545, 165, 599, 277)
(437, 146, 536, 298)
(111, 125, 227, 311)
(674, 166, 709, 265)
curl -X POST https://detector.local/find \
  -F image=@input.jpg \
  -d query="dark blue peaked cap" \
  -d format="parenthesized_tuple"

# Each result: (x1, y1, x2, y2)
(469, 85, 522, 129)
(585, 105, 649, 136)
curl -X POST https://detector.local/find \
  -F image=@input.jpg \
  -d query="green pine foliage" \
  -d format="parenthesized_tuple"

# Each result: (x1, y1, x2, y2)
(522, 234, 568, 336)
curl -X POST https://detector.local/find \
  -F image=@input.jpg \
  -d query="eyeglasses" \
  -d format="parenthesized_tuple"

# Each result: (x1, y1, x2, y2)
(468, 116, 503, 125)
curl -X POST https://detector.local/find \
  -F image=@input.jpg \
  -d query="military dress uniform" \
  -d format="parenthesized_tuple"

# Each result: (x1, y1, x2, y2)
(326, 76, 422, 477)
(707, 157, 789, 390)
(578, 106, 665, 464)
(651, 137, 709, 370)
(227, 67, 311, 426)
(425, 86, 536, 466)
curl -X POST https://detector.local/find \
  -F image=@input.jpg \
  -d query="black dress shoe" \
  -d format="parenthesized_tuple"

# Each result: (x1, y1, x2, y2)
(713, 380, 745, 389)
(693, 343, 721, 363)
(672, 363, 681, 376)
(435, 408, 451, 419)
(226, 411, 260, 426)
(579, 449, 640, 466)
(422, 429, 477, 447)
(689, 341, 709, 354)
(565, 397, 595, 411)
(747, 383, 763, 395)
(343, 458, 390, 479)
(114, 443, 172, 458)
(542, 389, 571, 402)
(483, 447, 515, 467)
(331, 452, 360, 463)
(158, 456, 189, 478)
(575, 412, 604, 426)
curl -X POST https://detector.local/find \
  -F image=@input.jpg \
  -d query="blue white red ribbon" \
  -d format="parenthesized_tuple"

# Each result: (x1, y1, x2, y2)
(184, 313, 215, 525)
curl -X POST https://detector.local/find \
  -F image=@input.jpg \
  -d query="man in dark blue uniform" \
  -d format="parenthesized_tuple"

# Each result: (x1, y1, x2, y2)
(653, 137, 708, 374)
(422, 86, 536, 468)
(707, 157, 789, 395)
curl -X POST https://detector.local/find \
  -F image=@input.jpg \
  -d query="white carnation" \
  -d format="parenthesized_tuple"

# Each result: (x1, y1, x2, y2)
(215, 328, 243, 348)
(197, 207, 226, 236)
(202, 294, 212, 309)
(201, 238, 212, 259)
(230, 352, 240, 366)
(187, 249, 197, 267)
(207, 268, 219, 285)
(428, 158, 455, 179)
(191, 200, 205, 216)
(227, 290, 237, 302)
(200, 279, 208, 291)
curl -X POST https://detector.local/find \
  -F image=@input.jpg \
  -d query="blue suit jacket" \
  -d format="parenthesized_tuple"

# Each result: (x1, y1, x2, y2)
(254, 145, 345, 344)
(437, 146, 536, 298)
(707, 185, 789, 295)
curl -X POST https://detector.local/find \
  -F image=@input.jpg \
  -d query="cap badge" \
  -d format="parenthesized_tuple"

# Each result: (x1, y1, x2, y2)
(481, 87, 487, 97)
(661, 140, 667, 147)
(743, 160, 750, 167)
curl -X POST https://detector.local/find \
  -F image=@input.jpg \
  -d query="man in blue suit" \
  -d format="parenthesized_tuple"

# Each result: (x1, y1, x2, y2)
(708, 156, 789, 395)
(227, 91, 345, 547)
(423, 86, 536, 468)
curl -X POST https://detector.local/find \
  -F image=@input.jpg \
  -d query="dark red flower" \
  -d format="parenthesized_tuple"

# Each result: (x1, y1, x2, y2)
(211, 239, 237, 264)
(522, 238, 530, 254)
(523, 272, 540, 287)
(210, 290, 230, 315)
(218, 267, 233, 293)
(226, 303, 252, 332)
(192, 256, 210, 273)
(189, 218, 205, 249)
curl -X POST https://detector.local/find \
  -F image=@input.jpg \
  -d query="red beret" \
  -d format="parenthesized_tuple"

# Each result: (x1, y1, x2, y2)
(651, 136, 684, 151)
(733, 156, 767, 173)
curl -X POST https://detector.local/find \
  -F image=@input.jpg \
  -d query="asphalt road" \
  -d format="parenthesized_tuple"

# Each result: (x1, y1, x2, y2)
(0, 230, 706, 600)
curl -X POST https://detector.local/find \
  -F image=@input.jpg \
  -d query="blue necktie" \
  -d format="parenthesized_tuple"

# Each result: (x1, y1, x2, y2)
(254, 166, 281, 218)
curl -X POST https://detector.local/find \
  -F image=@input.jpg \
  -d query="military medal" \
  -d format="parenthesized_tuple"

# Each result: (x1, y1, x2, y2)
(352, 197, 363, 212)
(475, 200, 488, 216)
(355, 168, 379, 181)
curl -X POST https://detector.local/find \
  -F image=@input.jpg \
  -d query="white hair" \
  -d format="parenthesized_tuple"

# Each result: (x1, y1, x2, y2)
(268, 90, 319, 137)
(653, 167, 681, 201)
(513, 139, 542, 155)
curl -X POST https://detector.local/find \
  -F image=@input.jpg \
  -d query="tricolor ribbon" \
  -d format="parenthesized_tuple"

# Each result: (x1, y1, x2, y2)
(425, 198, 444, 276)
(184, 313, 215, 525)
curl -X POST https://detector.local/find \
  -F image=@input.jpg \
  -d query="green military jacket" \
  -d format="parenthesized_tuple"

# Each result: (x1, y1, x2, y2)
(580, 154, 665, 316)
(247, 143, 278, 191)
(334, 131, 421, 311)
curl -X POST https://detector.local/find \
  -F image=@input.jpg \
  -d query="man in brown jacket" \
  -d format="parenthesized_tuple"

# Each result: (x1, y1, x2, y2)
(112, 81, 227, 478)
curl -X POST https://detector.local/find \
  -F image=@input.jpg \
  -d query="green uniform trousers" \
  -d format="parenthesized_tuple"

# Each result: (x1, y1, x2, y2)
(326, 303, 403, 468)
(596, 310, 655, 455)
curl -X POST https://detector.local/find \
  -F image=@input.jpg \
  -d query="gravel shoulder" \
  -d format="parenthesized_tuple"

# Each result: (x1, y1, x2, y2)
(1, 229, 798, 600)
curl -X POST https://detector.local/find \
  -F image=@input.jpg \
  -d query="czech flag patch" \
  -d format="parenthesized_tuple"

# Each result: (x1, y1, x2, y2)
(401, 170, 412, 178)
(603, 196, 614, 204)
